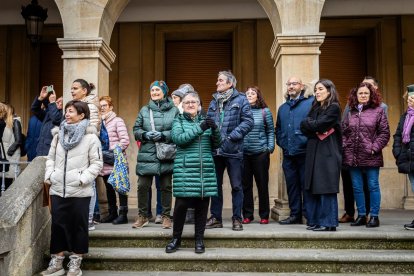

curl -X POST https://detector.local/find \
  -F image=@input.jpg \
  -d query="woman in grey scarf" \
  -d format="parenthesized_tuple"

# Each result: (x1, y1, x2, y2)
(41, 100, 103, 276)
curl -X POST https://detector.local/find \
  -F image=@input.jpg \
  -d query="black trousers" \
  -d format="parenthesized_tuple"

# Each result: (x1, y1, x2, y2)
(0, 178, 13, 196)
(50, 195, 90, 254)
(173, 197, 210, 240)
(103, 174, 128, 207)
(242, 151, 270, 220)
(341, 168, 370, 216)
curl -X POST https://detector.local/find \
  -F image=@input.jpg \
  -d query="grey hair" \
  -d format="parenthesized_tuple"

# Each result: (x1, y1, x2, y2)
(182, 91, 201, 103)
(218, 70, 237, 88)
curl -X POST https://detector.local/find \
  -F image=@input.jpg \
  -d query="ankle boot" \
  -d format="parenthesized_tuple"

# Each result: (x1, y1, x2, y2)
(100, 206, 118, 223)
(113, 206, 128, 224)
(366, 216, 380, 228)
(350, 215, 367, 226)
(165, 238, 181, 253)
(195, 239, 205, 254)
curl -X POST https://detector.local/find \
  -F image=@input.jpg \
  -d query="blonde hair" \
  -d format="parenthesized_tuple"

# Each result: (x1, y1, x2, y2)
(99, 95, 113, 107)
(0, 103, 13, 128)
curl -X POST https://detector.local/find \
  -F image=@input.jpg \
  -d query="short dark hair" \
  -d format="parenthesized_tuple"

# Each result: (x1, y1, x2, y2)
(363, 76, 379, 86)
(65, 100, 90, 120)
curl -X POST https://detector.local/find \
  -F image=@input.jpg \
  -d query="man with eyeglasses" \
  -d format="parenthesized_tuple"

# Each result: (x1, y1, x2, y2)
(205, 70, 254, 231)
(275, 76, 314, 225)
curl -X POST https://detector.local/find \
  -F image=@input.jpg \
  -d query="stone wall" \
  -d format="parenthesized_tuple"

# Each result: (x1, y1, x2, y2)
(0, 157, 50, 276)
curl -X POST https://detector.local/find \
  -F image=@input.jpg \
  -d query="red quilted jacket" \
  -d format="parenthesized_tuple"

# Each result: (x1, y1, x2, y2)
(342, 105, 390, 167)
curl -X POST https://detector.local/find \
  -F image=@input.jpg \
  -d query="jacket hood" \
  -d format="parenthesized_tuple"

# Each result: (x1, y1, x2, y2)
(148, 97, 175, 112)
(51, 124, 98, 137)
(283, 82, 315, 100)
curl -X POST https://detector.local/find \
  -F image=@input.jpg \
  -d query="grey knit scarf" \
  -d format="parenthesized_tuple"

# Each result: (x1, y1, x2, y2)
(216, 88, 233, 112)
(59, 119, 89, 151)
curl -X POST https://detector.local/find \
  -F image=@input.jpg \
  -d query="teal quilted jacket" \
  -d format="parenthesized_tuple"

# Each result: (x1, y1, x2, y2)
(171, 113, 222, 198)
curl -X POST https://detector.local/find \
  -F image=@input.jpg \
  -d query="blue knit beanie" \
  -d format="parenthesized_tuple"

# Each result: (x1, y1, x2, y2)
(150, 80, 169, 97)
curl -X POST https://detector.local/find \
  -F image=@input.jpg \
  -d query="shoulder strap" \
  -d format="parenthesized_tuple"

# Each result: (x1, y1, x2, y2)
(262, 108, 267, 127)
(149, 108, 156, 131)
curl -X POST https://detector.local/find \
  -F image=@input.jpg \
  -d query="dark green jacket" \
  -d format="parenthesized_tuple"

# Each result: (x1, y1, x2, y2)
(133, 98, 179, 176)
(171, 113, 222, 198)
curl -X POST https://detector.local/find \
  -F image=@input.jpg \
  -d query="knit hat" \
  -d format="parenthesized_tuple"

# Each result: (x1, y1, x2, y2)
(150, 80, 169, 97)
(171, 83, 194, 99)
(408, 84, 414, 94)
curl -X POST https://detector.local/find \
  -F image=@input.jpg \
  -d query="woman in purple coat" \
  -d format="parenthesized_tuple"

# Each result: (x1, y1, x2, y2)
(342, 82, 390, 228)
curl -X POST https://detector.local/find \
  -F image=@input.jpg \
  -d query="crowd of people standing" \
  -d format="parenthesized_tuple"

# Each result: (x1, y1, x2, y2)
(1, 69, 413, 275)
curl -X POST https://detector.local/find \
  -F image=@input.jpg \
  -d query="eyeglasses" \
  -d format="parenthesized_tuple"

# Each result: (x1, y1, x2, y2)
(100, 104, 109, 108)
(286, 82, 301, 86)
(182, 101, 199, 105)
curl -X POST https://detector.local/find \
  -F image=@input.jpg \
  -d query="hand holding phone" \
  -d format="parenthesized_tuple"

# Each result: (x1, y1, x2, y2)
(46, 85, 54, 94)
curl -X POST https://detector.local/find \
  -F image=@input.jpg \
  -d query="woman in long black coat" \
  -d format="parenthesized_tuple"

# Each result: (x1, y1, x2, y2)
(300, 79, 342, 231)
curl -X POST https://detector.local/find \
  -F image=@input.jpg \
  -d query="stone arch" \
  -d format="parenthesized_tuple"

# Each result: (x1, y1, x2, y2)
(256, 0, 282, 35)
(54, 0, 130, 41)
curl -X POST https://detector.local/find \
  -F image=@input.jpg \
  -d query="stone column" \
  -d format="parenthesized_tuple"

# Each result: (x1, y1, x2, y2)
(404, 176, 414, 209)
(57, 38, 116, 103)
(270, 34, 325, 221)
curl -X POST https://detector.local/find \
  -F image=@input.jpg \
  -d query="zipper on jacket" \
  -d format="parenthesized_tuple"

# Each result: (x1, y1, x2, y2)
(199, 135, 204, 199)
(63, 150, 68, 198)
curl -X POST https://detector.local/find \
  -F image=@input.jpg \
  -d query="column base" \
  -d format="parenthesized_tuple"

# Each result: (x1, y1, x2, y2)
(271, 198, 290, 222)
(403, 196, 414, 210)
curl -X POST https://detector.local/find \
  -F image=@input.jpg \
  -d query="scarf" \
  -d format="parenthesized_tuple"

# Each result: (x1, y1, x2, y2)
(403, 107, 414, 144)
(357, 103, 364, 113)
(102, 111, 116, 123)
(216, 88, 233, 113)
(59, 119, 89, 151)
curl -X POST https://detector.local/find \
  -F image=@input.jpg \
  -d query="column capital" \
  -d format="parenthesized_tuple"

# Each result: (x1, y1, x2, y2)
(270, 33, 326, 65)
(57, 38, 116, 71)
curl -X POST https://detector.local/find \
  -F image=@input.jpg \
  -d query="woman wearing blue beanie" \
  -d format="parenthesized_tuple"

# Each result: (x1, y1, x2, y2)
(132, 80, 179, 229)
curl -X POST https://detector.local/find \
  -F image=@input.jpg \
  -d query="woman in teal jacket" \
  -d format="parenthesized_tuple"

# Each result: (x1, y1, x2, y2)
(242, 86, 275, 225)
(132, 80, 179, 230)
(165, 91, 221, 254)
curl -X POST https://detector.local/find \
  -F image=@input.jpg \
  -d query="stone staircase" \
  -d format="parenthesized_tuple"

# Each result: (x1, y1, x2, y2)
(82, 210, 414, 274)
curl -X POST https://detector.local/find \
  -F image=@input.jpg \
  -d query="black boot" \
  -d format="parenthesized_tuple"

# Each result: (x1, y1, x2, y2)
(195, 239, 205, 254)
(165, 238, 181, 253)
(350, 215, 367, 226)
(366, 216, 380, 228)
(100, 206, 118, 223)
(112, 206, 128, 225)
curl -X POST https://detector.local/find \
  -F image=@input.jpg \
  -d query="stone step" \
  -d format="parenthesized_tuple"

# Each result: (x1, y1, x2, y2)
(89, 224, 414, 250)
(82, 271, 397, 276)
(82, 247, 414, 274)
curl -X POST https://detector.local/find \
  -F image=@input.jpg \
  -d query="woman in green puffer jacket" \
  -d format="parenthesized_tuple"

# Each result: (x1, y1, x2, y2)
(165, 91, 221, 254)
(132, 80, 179, 230)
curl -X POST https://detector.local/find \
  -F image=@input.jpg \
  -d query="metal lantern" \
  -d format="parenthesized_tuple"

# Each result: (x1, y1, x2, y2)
(21, 0, 48, 44)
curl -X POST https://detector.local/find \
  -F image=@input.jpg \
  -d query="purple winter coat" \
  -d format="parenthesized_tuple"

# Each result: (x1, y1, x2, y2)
(342, 105, 390, 167)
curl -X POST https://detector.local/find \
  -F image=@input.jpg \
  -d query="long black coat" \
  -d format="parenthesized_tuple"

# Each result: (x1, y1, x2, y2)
(392, 112, 414, 174)
(300, 103, 342, 195)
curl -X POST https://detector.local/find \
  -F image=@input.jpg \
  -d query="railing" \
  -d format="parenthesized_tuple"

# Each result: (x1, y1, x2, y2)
(0, 160, 31, 194)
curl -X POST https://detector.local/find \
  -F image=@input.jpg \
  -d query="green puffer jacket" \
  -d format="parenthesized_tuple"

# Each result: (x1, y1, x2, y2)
(133, 98, 179, 176)
(171, 113, 222, 198)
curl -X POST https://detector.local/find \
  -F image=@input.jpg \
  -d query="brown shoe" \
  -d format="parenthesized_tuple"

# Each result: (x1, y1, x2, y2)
(339, 213, 355, 223)
(132, 215, 149, 229)
(162, 216, 172, 229)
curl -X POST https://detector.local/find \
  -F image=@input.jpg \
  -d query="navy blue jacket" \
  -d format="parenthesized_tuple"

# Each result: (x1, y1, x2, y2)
(31, 97, 63, 156)
(275, 93, 314, 156)
(25, 115, 43, 161)
(207, 89, 254, 159)
(243, 107, 275, 155)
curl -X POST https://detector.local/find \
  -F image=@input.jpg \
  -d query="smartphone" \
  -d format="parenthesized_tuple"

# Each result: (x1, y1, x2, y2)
(46, 85, 54, 94)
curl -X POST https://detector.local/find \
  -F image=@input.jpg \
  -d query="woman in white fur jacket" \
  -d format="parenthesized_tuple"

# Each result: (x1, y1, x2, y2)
(42, 100, 103, 276)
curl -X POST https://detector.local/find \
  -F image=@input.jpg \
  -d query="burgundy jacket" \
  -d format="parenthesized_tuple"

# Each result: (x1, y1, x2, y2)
(342, 105, 390, 167)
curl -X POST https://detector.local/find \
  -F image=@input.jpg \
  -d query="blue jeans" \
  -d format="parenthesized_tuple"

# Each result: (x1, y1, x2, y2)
(349, 167, 381, 217)
(210, 156, 244, 222)
(408, 173, 414, 193)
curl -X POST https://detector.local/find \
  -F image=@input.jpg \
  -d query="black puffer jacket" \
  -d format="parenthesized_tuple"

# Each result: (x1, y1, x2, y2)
(393, 112, 414, 174)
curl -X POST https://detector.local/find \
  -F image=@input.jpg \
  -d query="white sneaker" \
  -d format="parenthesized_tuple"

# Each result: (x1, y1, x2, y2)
(40, 255, 65, 275)
(67, 255, 82, 276)
(155, 214, 163, 224)
(88, 222, 95, 231)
